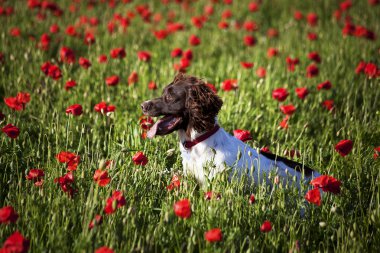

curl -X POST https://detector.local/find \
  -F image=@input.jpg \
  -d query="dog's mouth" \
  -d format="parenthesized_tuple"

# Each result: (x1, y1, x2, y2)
(147, 115, 183, 139)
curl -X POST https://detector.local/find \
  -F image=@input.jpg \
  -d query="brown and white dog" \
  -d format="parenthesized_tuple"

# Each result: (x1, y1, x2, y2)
(141, 73, 320, 188)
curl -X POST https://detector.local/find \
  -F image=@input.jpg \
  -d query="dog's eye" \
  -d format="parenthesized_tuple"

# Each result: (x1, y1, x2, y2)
(165, 94, 173, 102)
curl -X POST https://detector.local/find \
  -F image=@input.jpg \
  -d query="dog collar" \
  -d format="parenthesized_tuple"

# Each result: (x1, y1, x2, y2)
(182, 125, 220, 150)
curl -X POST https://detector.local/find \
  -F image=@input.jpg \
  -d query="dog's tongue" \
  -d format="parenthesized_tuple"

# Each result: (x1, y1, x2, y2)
(147, 115, 181, 139)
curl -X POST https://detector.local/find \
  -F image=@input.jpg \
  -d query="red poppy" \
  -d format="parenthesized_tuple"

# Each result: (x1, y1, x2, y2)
(66, 104, 83, 116)
(243, 21, 258, 31)
(307, 32, 318, 40)
(95, 246, 114, 253)
(279, 115, 289, 129)
(267, 28, 279, 38)
(4, 92, 30, 111)
(308, 51, 321, 63)
(335, 139, 353, 157)
(204, 191, 221, 200)
(65, 25, 77, 36)
(206, 83, 217, 93)
(94, 102, 116, 115)
(128, 71, 138, 85)
(267, 48, 279, 58)
(310, 175, 341, 194)
(280, 104, 296, 115)
(39, 33, 50, 51)
(41, 62, 62, 80)
(317, 80, 332, 90)
(93, 169, 111, 187)
(260, 220, 272, 232)
(183, 49, 193, 60)
(110, 48, 126, 59)
(221, 9, 232, 19)
(295, 87, 309, 99)
(137, 51, 151, 62)
(2, 124, 20, 138)
(294, 10, 303, 20)
(256, 67, 266, 78)
(173, 199, 191, 218)
(221, 79, 238, 91)
(139, 116, 154, 130)
(105, 75, 119, 86)
(205, 228, 223, 242)
(218, 21, 229, 29)
(0, 206, 19, 224)
(305, 188, 321, 206)
(248, 2, 259, 12)
(167, 174, 181, 191)
(50, 24, 60, 33)
(78, 57, 91, 69)
(60, 47, 75, 64)
(272, 88, 289, 102)
(65, 80, 76, 91)
(260, 146, 271, 153)
(104, 191, 126, 214)
(306, 64, 319, 78)
(26, 169, 44, 186)
(56, 151, 80, 171)
(189, 34, 201, 46)
(249, 194, 255, 204)
(84, 32, 95, 45)
(132, 151, 148, 166)
(171, 48, 182, 58)
(243, 35, 256, 46)
(233, 129, 253, 142)
(1, 231, 29, 253)
(374, 146, 380, 159)
(148, 81, 157, 90)
(240, 62, 254, 69)
(54, 171, 76, 197)
(322, 100, 334, 111)
(10, 27, 21, 37)
(364, 63, 378, 78)
(192, 16, 205, 29)
(98, 54, 108, 63)
(88, 214, 103, 230)
(286, 57, 299, 72)
(307, 12, 318, 26)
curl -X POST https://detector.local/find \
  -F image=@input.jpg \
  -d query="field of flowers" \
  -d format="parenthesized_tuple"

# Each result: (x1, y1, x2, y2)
(1, 0, 380, 252)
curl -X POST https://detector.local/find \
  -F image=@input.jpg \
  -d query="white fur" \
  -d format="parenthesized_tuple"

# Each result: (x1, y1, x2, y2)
(178, 126, 320, 188)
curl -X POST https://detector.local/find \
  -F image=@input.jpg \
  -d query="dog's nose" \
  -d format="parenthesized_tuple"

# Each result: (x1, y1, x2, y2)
(141, 101, 153, 112)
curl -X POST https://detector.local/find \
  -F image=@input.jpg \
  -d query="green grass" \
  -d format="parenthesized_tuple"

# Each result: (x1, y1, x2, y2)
(1, 0, 380, 252)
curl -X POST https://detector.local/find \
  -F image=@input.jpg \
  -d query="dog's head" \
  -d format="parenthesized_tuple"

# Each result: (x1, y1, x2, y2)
(141, 73, 223, 138)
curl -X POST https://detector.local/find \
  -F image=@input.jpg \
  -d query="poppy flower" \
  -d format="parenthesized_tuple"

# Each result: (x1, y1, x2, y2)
(167, 174, 181, 191)
(88, 214, 103, 230)
(4, 92, 30, 111)
(0, 206, 19, 224)
(93, 169, 111, 187)
(243, 35, 256, 46)
(374, 146, 380, 159)
(221, 79, 238, 91)
(128, 72, 138, 85)
(294, 10, 303, 20)
(41, 62, 62, 80)
(56, 151, 80, 171)
(307, 32, 318, 40)
(60, 47, 75, 64)
(221, 9, 232, 19)
(78, 57, 91, 69)
(279, 115, 289, 129)
(286, 57, 299, 72)
(218, 21, 229, 29)
(10, 27, 21, 37)
(295, 87, 309, 99)
(105, 75, 119, 86)
(248, 2, 259, 12)
(84, 32, 95, 45)
(132, 151, 148, 166)
(139, 116, 154, 130)
(243, 21, 258, 31)
(205, 228, 223, 242)
(308, 52, 321, 63)
(26, 169, 44, 186)
(272, 88, 289, 102)
(65, 25, 77, 36)
(335, 139, 353, 157)
(260, 146, 271, 153)
(280, 104, 296, 115)
(171, 48, 182, 58)
(317, 80, 332, 90)
(94, 102, 116, 115)
(191, 16, 205, 29)
(364, 63, 378, 78)
(183, 49, 193, 60)
(322, 100, 334, 111)
(260, 220, 272, 232)
(204, 191, 222, 200)
(267, 28, 279, 38)
(206, 83, 217, 93)
(305, 188, 321, 206)
(148, 81, 157, 90)
(54, 171, 76, 197)
(1, 231, 29, 253)
(310, 175, 341, 194)
(306, 64, 319, 78)
(137, 51, 151, 62)
(2, 124, 20, 138)
(256, 67, 266, 78)
(65, 80, 76, 91)
(39, 33, 50, 51)
(249, 194, 255, 204)
(104, 191, 126, 214)
(233, 129, 253, 142)
(240, 62, 254, 69)
(189, 34, 201, 46)
(267, 48, 279, 58)
(204, 5, 214, 15)
(66, 104, 83, 116)
(95, 246, 114, 253)
(173, 199, 191, 218)
(98, 54, 108, 63)
(307, 13, 318, 26)
(50, 24, 59, 33)
(110, 48, 126, 59)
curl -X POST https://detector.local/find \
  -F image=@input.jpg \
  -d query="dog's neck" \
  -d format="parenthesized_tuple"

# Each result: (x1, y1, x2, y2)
(178, 118, 219, 143)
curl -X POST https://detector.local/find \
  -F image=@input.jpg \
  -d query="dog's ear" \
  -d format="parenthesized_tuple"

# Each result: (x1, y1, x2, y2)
(173, 72, 186, 83)
(185, 82, 223, 134)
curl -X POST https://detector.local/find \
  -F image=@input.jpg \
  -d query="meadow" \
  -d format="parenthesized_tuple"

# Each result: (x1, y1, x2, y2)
(1, 0, 380, 252)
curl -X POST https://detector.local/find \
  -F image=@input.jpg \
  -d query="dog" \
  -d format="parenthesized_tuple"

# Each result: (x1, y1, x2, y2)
(141, 73, 320, 188)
